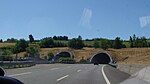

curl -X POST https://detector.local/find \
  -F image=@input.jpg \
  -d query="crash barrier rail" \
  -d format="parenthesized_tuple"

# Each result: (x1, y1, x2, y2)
(117, 64, 150, 75)
(0, 61, 36, 68)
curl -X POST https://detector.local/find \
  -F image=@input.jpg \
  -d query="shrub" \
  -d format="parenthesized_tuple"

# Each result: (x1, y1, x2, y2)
(59, 58, 75, 64)
(48, 52, 54, 61)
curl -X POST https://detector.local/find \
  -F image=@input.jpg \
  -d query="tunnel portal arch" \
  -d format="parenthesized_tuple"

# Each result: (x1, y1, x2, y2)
(90, 52, 113, 64)
(52, 51, 73, 62)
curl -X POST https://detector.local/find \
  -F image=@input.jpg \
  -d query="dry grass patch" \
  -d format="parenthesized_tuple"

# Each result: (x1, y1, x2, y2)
(0, 43, 15, 47)
(39, 47, 102, 61)
(73, 48, 102, 61)
(108, 48, 150, 64)
(13, 47, 150, 64)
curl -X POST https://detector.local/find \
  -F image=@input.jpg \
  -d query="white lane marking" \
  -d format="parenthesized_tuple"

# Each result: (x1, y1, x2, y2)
(8, 72, 32, 77)
(57, 75, 69, 81)
(50, 68, 59, 70)
(77, 69, 82, 72)
(102, 65, 111, 84)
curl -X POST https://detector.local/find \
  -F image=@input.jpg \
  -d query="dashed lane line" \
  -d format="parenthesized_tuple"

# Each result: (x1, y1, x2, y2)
(8, 72, 32, 77)
(77, 69, 82, 72)
(57, 75, 69, 82)
(50, 68, 60, 70)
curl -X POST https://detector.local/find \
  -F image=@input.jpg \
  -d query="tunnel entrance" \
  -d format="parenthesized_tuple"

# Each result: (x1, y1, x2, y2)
(90, 53, 111, 64)
(53, 51, 72, 62)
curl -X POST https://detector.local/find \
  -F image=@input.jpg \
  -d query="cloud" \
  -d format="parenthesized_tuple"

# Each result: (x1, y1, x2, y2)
(139, 15, 150, 28)
(79, 8, 92, 28)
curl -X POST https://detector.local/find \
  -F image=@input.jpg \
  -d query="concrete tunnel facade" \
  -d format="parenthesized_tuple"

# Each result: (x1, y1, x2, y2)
(90, 52, 113, 64)
(52, 51, 74, 62)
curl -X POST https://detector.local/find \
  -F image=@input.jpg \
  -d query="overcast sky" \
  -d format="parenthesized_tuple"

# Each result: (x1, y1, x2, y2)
(0, 0, 150, 40)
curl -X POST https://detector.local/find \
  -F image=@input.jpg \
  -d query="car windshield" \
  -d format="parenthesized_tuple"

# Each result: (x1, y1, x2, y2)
(0, 0, 150, 84)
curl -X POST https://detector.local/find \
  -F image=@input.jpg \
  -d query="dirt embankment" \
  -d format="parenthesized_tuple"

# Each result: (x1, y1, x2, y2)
(108, 48, 150, 64)
(0, 42, 150, 64)
(39, 47, 102, 62)
(18, 47, 150, 64)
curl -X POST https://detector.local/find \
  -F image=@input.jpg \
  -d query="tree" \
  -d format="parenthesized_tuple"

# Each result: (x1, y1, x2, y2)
(129, 36, 133, 48)
(26, 45, 40, 57)
(132, 34, 136, 47)
(53, 36, 57, 40)
(113, 37, 122, 49)
(13, 39, 29, 53)
(47, 52, 54, 61)
(1, 49, 12, 56)
(101, 39, 109, 50)
(93, 40, 100, 48)
(6, 38, 17, 43)
(54, 41, 67, 47)
(68, 36, 84, 49)
(130, 34, 149, 48)
(140, 36, 148, 47)
(53, 36, 68, 40)
(0, 39, 2, 43)
(29, 34, 34, 43)
(40, 38, 54, 48)
(63, 36, 68, 40)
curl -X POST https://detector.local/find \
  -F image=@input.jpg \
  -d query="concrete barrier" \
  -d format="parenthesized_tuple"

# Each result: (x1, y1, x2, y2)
(0, 61, 36, 68)
(118, 64, 150, 83)
(117, 64, 150, 75)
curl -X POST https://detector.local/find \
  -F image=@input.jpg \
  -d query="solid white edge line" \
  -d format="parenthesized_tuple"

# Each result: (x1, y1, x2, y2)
(102, 65, 111, 84)
(8, 72, 32, 77)
(57, 75, 69, 81)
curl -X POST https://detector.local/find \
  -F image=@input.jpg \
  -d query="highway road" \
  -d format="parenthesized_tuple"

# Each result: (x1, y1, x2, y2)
(5, 64, 130, 84)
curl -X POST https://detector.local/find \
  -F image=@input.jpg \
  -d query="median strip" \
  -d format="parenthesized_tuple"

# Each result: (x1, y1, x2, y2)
(102, 65, 111, 84)
(57, 75, 69, 81)
(8, 72, 32, 77)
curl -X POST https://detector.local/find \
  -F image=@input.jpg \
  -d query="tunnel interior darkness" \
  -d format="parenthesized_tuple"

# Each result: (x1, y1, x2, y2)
(53, 52, 71, 61)
(57, 52, 71, 58)
(91, 53, 111, 64)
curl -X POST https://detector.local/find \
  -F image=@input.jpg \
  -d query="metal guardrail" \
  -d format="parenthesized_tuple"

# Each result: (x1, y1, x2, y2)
(0, 61, 36, 68)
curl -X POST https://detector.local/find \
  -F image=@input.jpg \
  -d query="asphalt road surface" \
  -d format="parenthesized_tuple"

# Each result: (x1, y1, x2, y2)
(5, 64, 130, 84)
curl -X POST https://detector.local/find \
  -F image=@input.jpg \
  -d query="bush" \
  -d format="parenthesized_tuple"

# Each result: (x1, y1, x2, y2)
(0, 55, 13, 61)
(59, 58, 75, 64)
(47, 52, 54, 61)
(26, 45, 40, 57)
(54, 41, 67, 47)
(113, 37, 123, 49)
(79, 59, 87, 63)
(101, 39, 109, 50)
(13, 39, 29, 53)
(93, 40, 100, 48)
